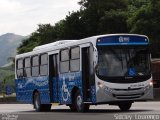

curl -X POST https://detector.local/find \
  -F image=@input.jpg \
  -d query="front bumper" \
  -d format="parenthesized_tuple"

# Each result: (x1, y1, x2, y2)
(96, 85, 153, 103)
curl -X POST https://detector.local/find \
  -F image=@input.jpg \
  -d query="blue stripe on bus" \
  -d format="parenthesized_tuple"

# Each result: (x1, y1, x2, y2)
(97, 42, 149, 46)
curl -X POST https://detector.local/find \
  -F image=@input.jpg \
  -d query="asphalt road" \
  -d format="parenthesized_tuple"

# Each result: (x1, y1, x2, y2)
(0, 102, 160, 120)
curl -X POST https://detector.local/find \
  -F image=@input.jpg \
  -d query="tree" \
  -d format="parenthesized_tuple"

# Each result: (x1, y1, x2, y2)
(128, 0, 160, 57)
(98, 10, 128, 34)
(17, 24, 55, 54)
(79, 0, 129, 36)
(62, 11, 86, 39)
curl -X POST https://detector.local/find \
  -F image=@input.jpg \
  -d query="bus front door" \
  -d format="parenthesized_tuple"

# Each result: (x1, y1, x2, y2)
(49, 54, 59, 103)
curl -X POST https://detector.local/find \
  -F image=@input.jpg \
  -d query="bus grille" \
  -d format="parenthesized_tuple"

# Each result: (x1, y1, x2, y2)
(114, 88, 142, 91)
(112, 87, 144, 99)
(113, 93, 144, 99)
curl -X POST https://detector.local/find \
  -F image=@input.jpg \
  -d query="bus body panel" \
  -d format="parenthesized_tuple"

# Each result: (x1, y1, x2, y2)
(16, 76, 50, 104)
(59, 72, 82, 104)
(58, 72, 96, 104)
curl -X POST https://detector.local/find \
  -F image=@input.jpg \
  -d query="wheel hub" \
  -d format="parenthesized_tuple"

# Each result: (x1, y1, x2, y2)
(77, 95, 82, 108)
(35, 96, 39, 109)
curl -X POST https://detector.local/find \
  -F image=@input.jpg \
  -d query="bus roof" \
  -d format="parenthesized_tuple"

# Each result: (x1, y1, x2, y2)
(33, 40, 78, 51)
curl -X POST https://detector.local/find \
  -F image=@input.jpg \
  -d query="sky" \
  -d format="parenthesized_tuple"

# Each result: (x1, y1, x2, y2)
(0, 0, 80, 36)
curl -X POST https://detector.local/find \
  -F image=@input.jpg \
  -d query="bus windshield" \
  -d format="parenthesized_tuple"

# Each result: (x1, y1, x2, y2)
(96, 46, 151, 80)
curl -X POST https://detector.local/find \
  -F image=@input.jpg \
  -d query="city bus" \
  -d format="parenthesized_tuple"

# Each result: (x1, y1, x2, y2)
(15, 34, 153, 112)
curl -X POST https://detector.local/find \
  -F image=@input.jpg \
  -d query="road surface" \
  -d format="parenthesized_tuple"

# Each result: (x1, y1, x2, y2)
(0, 102, 160, 120)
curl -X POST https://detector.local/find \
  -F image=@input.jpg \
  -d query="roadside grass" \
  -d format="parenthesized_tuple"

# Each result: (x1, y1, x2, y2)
(0, 93, 16, 103)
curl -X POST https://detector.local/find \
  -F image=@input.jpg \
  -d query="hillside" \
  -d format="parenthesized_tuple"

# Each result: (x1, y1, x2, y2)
(0, 33, 26, 67)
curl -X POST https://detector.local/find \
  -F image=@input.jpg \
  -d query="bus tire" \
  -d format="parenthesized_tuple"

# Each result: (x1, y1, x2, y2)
(69, 105, 76, 112)
(33, 92, 42, 112)
(33, 92, 51, 112)
(69, 90, 77, 112)
(118, 102, 132, 111)
(42, 104, 51, 111)
(74, 90, 89, 112)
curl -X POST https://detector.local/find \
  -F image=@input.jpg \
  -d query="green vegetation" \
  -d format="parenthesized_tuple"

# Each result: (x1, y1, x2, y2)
(0, 57, 15, 93)
(17, 0, 160, 57)
(0, 67, 14, 81)
(0, 67, 15, 94)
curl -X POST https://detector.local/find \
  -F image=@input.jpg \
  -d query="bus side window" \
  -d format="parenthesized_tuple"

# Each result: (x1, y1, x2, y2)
(17, 59, 24, 78)
(32, 55, 39, 77)
(24, 57, 31, 78)
(70, 47, 80, 72)
(60, 49, 69, 73)
(40, 53, 48, 76)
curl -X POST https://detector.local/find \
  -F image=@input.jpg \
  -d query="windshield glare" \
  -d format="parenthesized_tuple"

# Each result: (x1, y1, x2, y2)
(96, 46, 151, 78)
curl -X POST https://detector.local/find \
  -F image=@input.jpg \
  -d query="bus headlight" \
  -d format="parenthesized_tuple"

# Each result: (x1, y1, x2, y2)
(149, 80, 153, 86)
(97, 82, 104, 88)
(143, 81, 153, 91)
(97, 82, 113, 93)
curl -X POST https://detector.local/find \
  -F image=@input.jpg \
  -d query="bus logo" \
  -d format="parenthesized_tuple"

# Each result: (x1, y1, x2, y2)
(119, 36, 130, 43)
(62, 76, 70, 102)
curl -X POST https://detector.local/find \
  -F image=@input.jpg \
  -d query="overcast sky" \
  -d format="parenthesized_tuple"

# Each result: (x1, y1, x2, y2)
(0, 0, 80, 36)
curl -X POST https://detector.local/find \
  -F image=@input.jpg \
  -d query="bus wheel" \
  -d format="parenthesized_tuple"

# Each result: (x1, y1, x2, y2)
(33, 92, 51, 112)
(33, 92, 42, 112)
(42, 104, 51, 111)
(75, 90, 89, 112)
(69, 105, 76, 112)
(118, 102, 132, 111)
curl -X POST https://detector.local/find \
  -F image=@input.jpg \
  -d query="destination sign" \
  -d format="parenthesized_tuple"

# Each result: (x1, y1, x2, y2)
(97, 35, 149, 46)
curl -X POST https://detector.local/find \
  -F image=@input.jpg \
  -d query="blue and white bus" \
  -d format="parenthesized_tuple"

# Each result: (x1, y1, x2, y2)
(15, 34, 153, 112)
